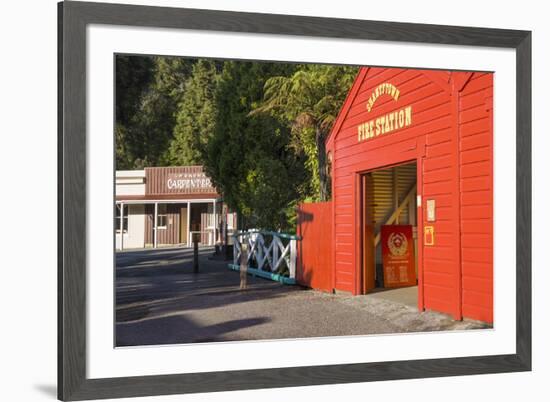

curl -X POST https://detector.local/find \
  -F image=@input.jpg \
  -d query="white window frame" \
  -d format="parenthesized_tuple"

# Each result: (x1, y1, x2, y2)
(115, 204, 128, 234)
(156, 204, 168, 229)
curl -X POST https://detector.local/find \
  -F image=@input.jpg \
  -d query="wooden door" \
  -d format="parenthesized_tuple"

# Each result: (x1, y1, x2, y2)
(362, 173, 376, 293)
(180, 206, 188, 245)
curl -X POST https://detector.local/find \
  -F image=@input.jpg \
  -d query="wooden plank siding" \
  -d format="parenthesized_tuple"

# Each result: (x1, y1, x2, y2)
(323, 66, 493, 323)
(330, 68, 457, 301)
(144, 204, 185, 246)
(145, 166, 218, 197)
(296, 202, 333, 292)
(458, 72, 494, 323)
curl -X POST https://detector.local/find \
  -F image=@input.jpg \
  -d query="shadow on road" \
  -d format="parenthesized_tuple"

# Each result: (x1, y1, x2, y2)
(114, 246, 488, 346)
(115, 247, 301, 346)
(117, 314, 271, 346)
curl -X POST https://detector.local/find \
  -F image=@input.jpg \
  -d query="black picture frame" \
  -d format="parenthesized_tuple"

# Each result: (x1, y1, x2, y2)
(58, 1, 532, 400)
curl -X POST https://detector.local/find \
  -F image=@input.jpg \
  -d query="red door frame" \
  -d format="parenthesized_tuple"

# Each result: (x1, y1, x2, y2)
(351, 137, 426, 311)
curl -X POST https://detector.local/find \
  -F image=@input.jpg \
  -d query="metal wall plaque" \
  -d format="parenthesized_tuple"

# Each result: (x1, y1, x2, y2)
(426, 199, 436, 222)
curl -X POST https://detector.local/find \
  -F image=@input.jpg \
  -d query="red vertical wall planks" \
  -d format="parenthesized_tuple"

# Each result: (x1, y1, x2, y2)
(296, 202, 333, 292)
(458, 73, 494, 323)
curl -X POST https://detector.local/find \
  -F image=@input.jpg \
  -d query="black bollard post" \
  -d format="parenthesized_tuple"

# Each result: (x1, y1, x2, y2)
(193, 234, 199, 273)
(240, 243, 248, 290)
(224, 221, 231, 261)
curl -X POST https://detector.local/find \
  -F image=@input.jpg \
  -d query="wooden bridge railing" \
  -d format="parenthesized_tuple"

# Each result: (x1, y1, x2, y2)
(229, 230, 301, 284)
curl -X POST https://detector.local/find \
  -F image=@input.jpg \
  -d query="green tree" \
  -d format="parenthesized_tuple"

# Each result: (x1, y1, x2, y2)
(114, 56, 356, 231)
(153, 56, 195, 101)
(115, 55, 155, 169)
(115, 55, 154, 127)
(126, 87, 177, 168)
(203, 61, 304, 231)
(253, 64, 358, 201)
(115, 56, 196, 169)
(165, 60, 220, 165)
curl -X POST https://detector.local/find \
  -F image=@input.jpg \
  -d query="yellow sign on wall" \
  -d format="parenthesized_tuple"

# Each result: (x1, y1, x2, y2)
(357, 105, 412, 142)
(367, 82, 400, 112)
(424, 226, 435, 246)
(358, 82, 412, 143)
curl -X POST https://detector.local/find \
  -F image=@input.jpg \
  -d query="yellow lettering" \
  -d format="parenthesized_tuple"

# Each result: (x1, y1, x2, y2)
(366, 83, 402, 112)
(357, 105, 413, 142)
(398, 110, 405, 127)
(405, 106, 412, 126)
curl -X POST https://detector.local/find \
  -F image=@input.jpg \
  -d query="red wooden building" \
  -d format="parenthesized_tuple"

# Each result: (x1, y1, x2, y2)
(297, 66, 493, 323)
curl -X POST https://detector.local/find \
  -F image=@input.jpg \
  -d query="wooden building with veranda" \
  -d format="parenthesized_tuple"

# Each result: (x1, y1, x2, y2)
(115, 166, 237, 250)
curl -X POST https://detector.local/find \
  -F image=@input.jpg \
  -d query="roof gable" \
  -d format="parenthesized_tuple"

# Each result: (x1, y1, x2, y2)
(325, 67, 455, 147)
(325, 67, 368, 148)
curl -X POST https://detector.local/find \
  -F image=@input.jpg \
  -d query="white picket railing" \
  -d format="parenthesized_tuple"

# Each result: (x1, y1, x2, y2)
(232, 230, 300, 280)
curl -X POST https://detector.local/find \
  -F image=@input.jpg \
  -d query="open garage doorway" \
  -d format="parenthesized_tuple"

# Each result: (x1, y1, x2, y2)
(360, 161, 419, 308)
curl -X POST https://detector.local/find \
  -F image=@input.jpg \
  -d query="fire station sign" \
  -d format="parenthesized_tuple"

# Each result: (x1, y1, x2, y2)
(366, 82, 400, 112)
(358, 82, 412, 143)
(381, 225, 417, 288)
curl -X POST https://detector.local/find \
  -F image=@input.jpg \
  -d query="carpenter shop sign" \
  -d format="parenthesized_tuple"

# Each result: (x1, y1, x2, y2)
(358, 82, 412, 143)
(166, 172, 212, 191)
(145, 166, 217, 195)
(381, 225, 417, 288)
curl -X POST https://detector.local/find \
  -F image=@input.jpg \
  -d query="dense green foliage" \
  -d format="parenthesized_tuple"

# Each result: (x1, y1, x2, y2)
(202, 61, 305, 231)
(253, 64, 358, 201)
(166, 60, 220, 166)
(116, 56, 358, 230)
(115, 56, 195, 169)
